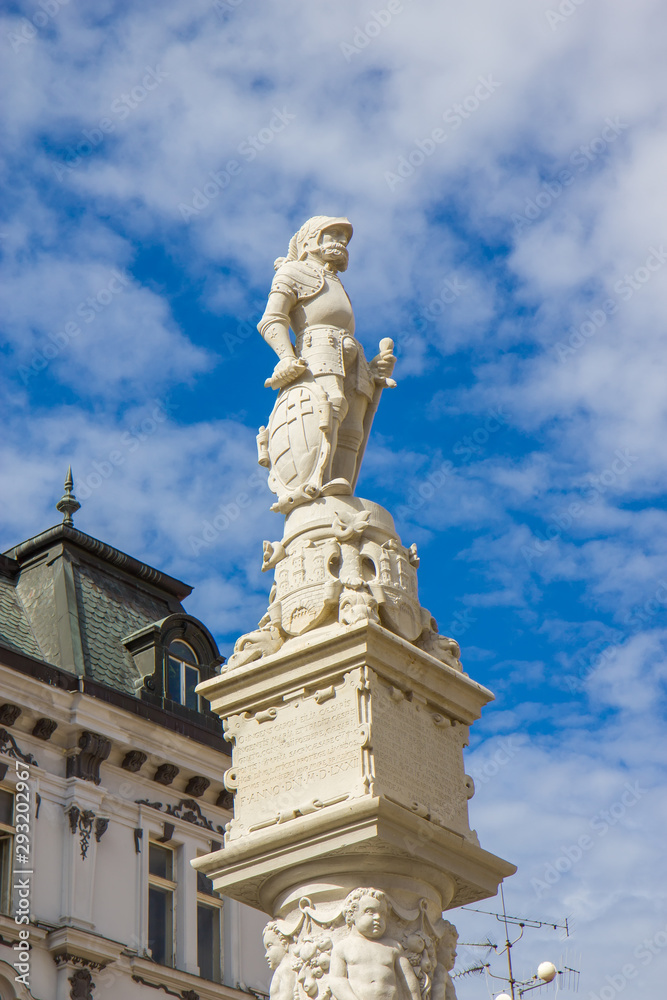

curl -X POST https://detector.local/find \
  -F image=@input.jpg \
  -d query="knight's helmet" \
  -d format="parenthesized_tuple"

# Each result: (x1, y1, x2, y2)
(274, 216, 353, 270)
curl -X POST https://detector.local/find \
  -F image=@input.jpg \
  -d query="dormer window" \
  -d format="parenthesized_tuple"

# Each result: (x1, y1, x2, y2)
(124, 613, 223, 716)
(167, 640, 200, 710)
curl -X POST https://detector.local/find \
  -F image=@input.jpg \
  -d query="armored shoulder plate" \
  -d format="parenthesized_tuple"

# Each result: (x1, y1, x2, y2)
(270, 261, 325, 303)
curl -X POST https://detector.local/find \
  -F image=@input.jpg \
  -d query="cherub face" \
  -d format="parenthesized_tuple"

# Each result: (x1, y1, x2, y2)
(437, 938, 457, 970)
(264, 932, 286, 970)
(353, 896, 387, 939)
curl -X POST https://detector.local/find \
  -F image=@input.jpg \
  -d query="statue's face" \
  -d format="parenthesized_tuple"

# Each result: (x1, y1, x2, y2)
(439, 938, 457, 970)
(313, 226, 350, 271)
(264, 932, 286, 969)
(354, 896, 387, 939)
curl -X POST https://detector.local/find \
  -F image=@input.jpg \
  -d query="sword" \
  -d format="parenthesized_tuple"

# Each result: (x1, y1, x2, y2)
(350, 337, 396, 492)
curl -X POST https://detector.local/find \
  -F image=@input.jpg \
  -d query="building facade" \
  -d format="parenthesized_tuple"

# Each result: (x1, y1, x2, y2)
(0, 499, 268, 1000)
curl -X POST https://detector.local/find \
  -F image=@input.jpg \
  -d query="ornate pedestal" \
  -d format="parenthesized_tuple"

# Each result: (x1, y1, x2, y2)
(194, 622, 515, 998)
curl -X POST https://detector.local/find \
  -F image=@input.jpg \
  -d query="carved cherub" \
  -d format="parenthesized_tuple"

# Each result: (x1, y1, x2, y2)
(263, 921, 297, 1000)
(431, 922, 458, 1000)
(329, 889, 421, 1000)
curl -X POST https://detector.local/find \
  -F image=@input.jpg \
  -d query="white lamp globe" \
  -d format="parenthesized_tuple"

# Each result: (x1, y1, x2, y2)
(537, 961, 558, 982)
(496, 994, 512, 1000)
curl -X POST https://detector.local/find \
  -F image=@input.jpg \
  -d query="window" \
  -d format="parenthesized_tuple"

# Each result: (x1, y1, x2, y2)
(148, 843, 176, 967)
(0, 789, 14, 915)
(167, 640, 200, 710)
(196, 867, 223, 982)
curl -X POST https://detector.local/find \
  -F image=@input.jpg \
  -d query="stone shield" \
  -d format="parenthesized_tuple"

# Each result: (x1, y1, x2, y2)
(267, 382, 330, 496)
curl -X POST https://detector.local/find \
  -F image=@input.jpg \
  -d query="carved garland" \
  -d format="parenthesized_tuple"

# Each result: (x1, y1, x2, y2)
(135, 798, 225, 835)
(0, 727, 38, 766)
(65, 806, 109, 859)
(54, 953, 107, 971)
(69, 966, 94, 1000)
(262, 889, 459, 1000)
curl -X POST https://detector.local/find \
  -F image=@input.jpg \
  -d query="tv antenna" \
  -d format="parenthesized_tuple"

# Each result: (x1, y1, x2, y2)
(454, 885, 580, 999)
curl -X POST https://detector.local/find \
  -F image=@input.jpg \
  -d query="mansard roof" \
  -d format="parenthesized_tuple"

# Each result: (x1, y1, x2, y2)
(1, 523, 221, 706)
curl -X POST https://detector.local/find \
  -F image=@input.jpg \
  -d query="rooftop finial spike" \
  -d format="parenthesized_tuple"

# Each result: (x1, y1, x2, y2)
(56, 465, 81, 526)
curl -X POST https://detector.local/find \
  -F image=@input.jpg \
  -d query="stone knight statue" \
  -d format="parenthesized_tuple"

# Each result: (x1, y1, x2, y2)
(256, 215, 396, 513)
(225, 215, 465, 669)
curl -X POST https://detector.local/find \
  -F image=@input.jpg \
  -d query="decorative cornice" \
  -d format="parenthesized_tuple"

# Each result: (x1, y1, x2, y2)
(132, 974, 200, 999)
(5, 523, 192, 599)
(130, 955, 251, 1000)
(46, 923, 125, 970)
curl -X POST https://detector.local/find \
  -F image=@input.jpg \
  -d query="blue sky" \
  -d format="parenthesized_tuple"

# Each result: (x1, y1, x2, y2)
(1, 1, 666, 995)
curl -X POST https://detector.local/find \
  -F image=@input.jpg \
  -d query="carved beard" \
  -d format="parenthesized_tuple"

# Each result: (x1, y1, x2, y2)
(319, 243, 349, 271)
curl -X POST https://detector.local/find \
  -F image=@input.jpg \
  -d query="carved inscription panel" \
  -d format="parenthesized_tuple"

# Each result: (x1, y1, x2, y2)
(370, 675, 470, 834)
(228, 671, 364, 830)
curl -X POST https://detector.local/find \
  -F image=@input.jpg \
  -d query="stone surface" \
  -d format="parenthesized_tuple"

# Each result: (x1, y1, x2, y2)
(257, 216, 396, 514)
(259, 884, 458, 1000)
(194, 623, 514, 919)
(228, 214, 463, 673)
(228, 495, 460, 672)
